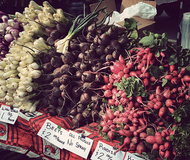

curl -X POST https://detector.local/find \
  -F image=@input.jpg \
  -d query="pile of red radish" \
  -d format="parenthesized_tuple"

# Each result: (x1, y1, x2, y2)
(98, 46, 190, 159)
(0, 11, 21, 60)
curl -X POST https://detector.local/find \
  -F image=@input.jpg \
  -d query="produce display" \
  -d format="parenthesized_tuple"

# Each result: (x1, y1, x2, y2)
(0, 0, 190, 160)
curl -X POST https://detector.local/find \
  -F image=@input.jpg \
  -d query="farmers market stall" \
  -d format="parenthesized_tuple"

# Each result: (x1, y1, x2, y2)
(0, 0, 190, 160)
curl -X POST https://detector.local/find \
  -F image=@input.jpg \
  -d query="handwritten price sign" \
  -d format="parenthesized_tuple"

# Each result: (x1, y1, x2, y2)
(91, 141, 125, 160)
(124, 152, 144, 160)
(37, 119, 68, 149)
(0, 105, 20, 124)
(64, 130, 93, 159)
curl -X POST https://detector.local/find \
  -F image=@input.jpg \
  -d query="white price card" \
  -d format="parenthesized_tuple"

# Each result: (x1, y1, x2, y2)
(37, 119, 69, 149)
(91, 141, 125, 160)
(124, 152, 144, 160)
(63, 130, 93, 159)
(0, 105, 20, 125)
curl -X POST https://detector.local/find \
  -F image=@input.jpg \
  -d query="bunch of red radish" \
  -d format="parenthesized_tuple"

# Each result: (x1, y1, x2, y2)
(99, 46, 190, 159)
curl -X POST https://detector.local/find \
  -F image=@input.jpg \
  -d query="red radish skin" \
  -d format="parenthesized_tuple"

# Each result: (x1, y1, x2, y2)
(164, 142, 171, 150)
(115, 137, 131, 153)
(150, 76, 156, 82)
(117, 71, 124, 80)
(113, 61, 126, 70)
(129, 142, 136, 151)
(159, 107, 167, 117)
(155, 135, 164, 145)
(138, 118, 146, 126)
(114, 110, 120, 117)
(154, 101, 162, 110)
(163, 89, 171, 99)
(155, 132, 161, 136)
(149, 94, 155, 101)
(100, 121, 107, 127)
(110, 66, 120, 74)
(108, 99, 115, 105)
(139, 132, 147, 138)
(124, 68, 129, 74)
(183, 75, 190, 82)
(152, 143, 159, 151)
(169, 65, 175, 73)
(116, 129, 132, 137)
(136, 96, 143, 104)
(104, 90, 112, 98)
(136, 142, 146, 155)
(147, 102, 154, 109)
(103, 75, 109, 84)
(144, 52, 153, 73)
(102, 125, 109, 132)
(102, 114, 109, 121)
(159, 145, 165, 151)
(172, 70, 178, 77)
(107, 130, 115, 140)
(109, 77, 114, 84)
(156, 94, 164, 102)
(171, 77, 180, 85)
(146, 136, 156, 144)
(129, 71, 137, 77)
(101, 85, 108, 90)
(160, 52, 165, 57)
(106, 108, 115, 120)
(164, 150, 171, 159)
(107, 83, 113, 90)
(119, 55, 125, 64)
(143, 78, 149, 87)
(129, 126, 137, 132)
(168, 107, 175, 114)
(156, 86, 161, 95)
(165, 99, 173, 107)
(107, 119, 113, 125)
(126, 61, 133, 70)
(159, 150, 165, 158)
(164, 74, 173, 80)
(136, 125, 147, 134)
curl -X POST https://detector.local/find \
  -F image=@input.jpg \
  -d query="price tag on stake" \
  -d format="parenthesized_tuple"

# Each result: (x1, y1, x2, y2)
(63, 130, 93, 159)
(91, 141, 125, 160)
(124, 152, 144, 160)
(37, 119, 69, 149)
(0, 105, 20, 125)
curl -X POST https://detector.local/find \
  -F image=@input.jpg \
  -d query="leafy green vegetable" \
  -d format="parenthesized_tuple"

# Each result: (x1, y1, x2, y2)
(113, 76, 147, 98)
(162, 78, 168, 87)
(150, 66, 161, 79)
(124, 18, 137, 30)
(139, 34, 154, 47)
(172, 100, 190, 158)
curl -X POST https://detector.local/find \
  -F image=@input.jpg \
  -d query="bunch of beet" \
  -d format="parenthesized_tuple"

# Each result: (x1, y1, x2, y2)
(36, 24, 131, 128)
(98, 46, 190, 159)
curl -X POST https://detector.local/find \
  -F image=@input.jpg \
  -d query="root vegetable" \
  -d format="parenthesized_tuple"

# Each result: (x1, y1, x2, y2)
(115, 137, 131, 153)
(137, 142, 146, 155)
(146, 136, 156, 144)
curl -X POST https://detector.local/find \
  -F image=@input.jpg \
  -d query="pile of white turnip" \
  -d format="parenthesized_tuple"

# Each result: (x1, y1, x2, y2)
(98, 46, 190, 159)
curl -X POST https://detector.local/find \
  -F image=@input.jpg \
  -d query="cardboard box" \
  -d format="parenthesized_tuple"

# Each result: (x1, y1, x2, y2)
(120, 0, 156, 13)
(89, 0, 117, 23)
(89, 0, 156, 34)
